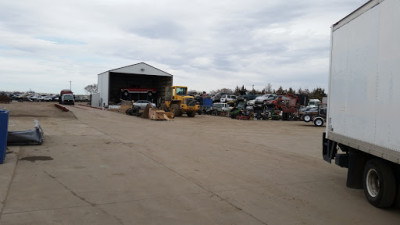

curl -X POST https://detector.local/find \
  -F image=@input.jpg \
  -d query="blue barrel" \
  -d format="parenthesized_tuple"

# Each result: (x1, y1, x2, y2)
(0, 110, 9, 164)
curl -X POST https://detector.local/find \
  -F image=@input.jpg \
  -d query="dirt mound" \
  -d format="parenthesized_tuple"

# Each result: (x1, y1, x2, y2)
(0, 102, 75, 118)
(0, 95, 11, 103)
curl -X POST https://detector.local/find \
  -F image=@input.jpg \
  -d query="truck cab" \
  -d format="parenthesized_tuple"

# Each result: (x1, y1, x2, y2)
(61, 94, 74, 105)
(59, 89, 74, 105)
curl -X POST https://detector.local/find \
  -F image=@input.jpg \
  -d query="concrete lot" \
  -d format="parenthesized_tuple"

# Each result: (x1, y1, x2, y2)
(0, 102, 399, 225)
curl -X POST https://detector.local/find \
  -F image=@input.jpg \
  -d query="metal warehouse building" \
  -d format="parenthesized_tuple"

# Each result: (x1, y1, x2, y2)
(91, 62, 173, 107)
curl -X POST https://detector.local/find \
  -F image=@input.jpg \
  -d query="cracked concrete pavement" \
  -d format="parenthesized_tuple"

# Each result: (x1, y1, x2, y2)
(0, 102, 399, 225)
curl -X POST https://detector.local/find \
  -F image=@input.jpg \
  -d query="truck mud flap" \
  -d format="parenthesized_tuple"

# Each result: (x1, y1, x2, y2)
(7, 120, 44, 145)
(322, 132, 337, 163)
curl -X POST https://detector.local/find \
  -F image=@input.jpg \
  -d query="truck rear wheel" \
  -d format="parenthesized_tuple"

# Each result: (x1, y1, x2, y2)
(363, 159, 397, 208)
(187, 111, 196, 117)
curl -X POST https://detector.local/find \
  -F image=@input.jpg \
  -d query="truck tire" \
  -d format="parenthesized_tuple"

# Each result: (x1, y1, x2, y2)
(170, 104, 181, 117)
(187, 111, 196, 117)
(303, 114, 311, 122)
(126, 108, 133, 115)
(282, 112, 289, 120)
(313, 117, 324, 126)
(363, 159, 397, 208)
(161, 103, 169, 112)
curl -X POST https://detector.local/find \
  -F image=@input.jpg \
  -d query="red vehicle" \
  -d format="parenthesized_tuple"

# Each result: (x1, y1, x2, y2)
(268, 93, 299, 120)
(59, 89, 74, 105)
(121, 88, 157, 98)
(272, 93, 299, 112)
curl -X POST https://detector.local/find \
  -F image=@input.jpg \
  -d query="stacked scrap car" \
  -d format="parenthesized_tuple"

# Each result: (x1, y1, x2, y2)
(211, 103, 231, 116)
(220, 95, 237, 104)
(254, 94, 277, 105)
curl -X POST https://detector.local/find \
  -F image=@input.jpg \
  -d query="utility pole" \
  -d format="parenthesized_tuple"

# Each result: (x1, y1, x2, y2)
(69, 81, 72, 91)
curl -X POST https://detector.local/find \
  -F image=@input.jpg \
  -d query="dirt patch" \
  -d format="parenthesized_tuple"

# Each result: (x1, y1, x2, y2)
(0, 102, 75, 118)
(20, 156, 53, 162)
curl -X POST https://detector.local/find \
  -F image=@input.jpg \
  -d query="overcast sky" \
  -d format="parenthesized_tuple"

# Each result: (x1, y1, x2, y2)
(1, 0, 367, 94)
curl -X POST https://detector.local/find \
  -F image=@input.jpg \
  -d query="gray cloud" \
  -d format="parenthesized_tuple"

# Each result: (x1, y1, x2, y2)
(0, 0, 367, 94)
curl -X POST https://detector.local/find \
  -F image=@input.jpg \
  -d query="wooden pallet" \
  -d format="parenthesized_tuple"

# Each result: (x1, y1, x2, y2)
(149, 108, 174, 121)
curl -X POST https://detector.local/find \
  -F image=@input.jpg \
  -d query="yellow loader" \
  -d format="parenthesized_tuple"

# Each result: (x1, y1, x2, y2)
(162, 86, 199, 117)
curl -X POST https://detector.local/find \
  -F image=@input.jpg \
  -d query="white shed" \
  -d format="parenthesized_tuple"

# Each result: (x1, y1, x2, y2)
(92, 62, 173, 107)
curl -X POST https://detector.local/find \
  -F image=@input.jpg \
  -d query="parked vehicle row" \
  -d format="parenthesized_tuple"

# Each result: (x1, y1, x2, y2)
(4, 91, 90, 103)
(11, 94, 59, 102)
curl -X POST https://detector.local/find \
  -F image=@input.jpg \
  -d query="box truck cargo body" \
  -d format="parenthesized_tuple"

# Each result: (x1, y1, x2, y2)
(323, 0, 400, 208)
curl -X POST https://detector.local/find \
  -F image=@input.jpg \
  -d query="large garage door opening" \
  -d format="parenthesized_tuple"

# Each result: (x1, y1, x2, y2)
(93, 62, 173, 107)
(109, 72, 172, 104)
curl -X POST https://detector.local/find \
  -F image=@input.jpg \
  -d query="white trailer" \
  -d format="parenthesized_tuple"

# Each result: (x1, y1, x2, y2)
(323, 0, 400, 208)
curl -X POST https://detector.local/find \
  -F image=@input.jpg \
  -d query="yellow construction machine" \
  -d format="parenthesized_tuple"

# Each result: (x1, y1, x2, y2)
(163, 86, 199, 117)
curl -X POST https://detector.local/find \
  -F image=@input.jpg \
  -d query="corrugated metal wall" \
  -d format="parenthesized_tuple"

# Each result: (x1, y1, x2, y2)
(97, 72, 109, 107)
(91, 93, 101, 107)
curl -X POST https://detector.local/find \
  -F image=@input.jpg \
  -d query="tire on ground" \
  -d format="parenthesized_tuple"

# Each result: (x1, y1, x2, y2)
(125, 108, 132, 115)
(363, 159, 397, 208)
(161, 103, 169, 112)
(187, 111, 196, 117)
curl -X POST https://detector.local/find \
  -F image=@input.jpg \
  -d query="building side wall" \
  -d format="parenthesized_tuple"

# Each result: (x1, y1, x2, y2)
(98, 72, 109, 107)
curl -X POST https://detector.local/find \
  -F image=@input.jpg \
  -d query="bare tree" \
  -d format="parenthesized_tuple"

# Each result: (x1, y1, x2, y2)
(276, 86, 284, 95)
(84, 84, 98, 94)
(210, 88, 233, 95)
(265, 83, 272, 93)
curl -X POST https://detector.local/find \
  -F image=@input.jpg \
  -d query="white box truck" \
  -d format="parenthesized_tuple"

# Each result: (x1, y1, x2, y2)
(323, 0, 400, 208)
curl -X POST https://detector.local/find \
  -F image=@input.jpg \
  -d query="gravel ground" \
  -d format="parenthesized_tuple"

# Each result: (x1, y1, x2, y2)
(0, 102, 398, 225)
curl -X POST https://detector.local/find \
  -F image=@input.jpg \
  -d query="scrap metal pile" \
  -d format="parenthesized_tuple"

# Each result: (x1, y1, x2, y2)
(197, 93, 307, 121)
(0, 94, 11, 103)
(113, 90, 325, 124)
(126, 103, 174, 121)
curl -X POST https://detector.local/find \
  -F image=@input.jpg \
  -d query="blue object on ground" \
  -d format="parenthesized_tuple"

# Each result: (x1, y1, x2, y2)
(0, 110, 9, 164)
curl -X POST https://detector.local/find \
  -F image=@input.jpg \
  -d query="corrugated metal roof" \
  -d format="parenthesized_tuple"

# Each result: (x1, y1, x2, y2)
(99, 62, 173, 77)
